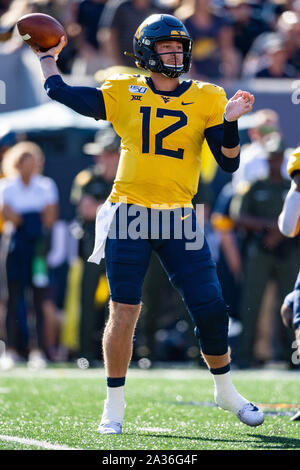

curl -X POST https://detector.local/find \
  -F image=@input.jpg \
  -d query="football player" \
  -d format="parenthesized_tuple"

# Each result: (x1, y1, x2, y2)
(278, 146, 300, 421)
(32, 14, 263, 434)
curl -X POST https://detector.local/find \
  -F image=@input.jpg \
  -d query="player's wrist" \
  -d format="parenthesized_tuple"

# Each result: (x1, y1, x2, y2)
(223, 112, 237, 123)
(39, 54, 55, 61)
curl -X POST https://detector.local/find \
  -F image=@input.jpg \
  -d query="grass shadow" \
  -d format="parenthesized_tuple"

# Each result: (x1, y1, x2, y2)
(134, 432, 300, 450)
(247, 433, 300, 450)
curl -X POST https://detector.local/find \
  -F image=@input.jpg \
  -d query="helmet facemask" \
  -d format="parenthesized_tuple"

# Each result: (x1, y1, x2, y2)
(153, 39, 187, 78)
(137, 36, 192, 78)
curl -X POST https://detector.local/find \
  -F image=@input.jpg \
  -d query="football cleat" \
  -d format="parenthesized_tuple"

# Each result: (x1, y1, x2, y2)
(237, 402, 264, 427)
(97, 421, 122, 435)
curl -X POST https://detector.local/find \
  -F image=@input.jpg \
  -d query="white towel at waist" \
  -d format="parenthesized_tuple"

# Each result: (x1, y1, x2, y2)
(88, 200, 121, 264)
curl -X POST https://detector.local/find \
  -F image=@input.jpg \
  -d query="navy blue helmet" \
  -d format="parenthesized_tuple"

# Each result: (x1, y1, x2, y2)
(132, 14, 193, 78)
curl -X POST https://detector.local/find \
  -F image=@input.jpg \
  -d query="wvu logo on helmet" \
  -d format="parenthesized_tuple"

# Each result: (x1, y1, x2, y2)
(135, 25, 145, 40)
(170, 30, 187, 37)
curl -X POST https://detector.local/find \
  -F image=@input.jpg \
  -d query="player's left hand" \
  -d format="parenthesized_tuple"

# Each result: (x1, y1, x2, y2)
(225, 90, 255, 122)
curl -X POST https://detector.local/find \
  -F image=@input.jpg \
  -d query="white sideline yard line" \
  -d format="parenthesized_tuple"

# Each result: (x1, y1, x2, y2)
(0, 366, 299, 381)
(0, 434, 82, 450)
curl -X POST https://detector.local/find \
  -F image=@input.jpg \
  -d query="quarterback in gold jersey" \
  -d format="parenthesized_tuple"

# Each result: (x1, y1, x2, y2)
(34, 13, 263, 434)
(102, 74, 228, 207)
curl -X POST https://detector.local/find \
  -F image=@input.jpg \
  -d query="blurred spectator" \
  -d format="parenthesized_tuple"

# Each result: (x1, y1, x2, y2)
(0, 132, 21, 243)
(242, 9, 300, 79)
(253, 33, 298, 78)
(0, 132, 25, 317)
(0, 39, 48, 112)
(277, 9, 300, 75)
(78, 0, 107, 50)
(230, 136, 299, 368)
(65, 0, 115, 75)
(252, 0, 288, 27)
(0, 0, 10, 17)
(224, 0, 270, 64)
(0, 1, 51, 111)
(70, 125, 120, 364)
(231, 109, 289, 191)
(0, 141, 58, 369)
(0, 0, 33, 27)
(177, 0, 238, 80)
(0, 0, 81, 76)
(98, 0, 169, 67)
(27, 0, 80, 74)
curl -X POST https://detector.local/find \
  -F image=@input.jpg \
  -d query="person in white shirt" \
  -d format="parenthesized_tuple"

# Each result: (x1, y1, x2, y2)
(0, 141, 58, 369)
(232, 109, 289, 191)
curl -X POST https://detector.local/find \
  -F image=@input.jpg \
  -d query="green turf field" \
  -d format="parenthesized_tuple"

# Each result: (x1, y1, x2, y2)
(0, 367, 299, 450)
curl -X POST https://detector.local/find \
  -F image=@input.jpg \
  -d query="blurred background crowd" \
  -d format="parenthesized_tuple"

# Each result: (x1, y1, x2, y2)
(0, 0, 300, 370)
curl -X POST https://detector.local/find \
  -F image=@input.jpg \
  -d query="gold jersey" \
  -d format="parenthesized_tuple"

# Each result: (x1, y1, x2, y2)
(287, 146, 300, 177)
(100, 74, 227, 208)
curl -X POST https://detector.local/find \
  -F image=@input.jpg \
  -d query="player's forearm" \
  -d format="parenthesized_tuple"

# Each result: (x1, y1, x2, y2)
(42, 203, 58, 229)
(2, 205, 23, 226)
(39, 56, 60, 81)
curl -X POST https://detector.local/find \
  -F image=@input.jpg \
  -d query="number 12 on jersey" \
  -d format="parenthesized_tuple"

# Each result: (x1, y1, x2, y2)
(140, 106, 187, 159)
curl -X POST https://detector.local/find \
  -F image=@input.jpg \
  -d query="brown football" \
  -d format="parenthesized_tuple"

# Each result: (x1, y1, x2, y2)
(17, 13, 67, 52)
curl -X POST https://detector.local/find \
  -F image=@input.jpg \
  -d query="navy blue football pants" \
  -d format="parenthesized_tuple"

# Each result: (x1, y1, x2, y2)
(104, 204, 229, 356)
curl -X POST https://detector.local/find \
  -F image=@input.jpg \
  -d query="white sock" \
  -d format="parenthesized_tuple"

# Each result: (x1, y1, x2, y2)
(212, 371, 248, 414)
(101, 386, 125, 423)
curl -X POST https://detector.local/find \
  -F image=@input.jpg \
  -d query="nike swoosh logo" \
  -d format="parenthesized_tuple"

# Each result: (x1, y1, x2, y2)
(181, 101, 194, 106)
(181, 214, 191, 221)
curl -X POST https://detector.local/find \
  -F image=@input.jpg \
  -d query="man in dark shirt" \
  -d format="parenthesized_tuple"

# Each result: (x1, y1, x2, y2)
(98, 0, 170, 66)
(71, 125, 120, 364)
(78, 0, 107, 50)
(224, 0, 270, 59)
(231, 136, 299, 367)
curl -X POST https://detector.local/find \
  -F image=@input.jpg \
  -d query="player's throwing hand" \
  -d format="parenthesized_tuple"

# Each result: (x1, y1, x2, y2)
(225, 90, 255, 122)
(30, 35, 67, 61)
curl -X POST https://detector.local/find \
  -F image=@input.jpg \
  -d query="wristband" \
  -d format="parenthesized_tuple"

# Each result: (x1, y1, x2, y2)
(222, 114, 240, 149)
(40, 55, 55, 61)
